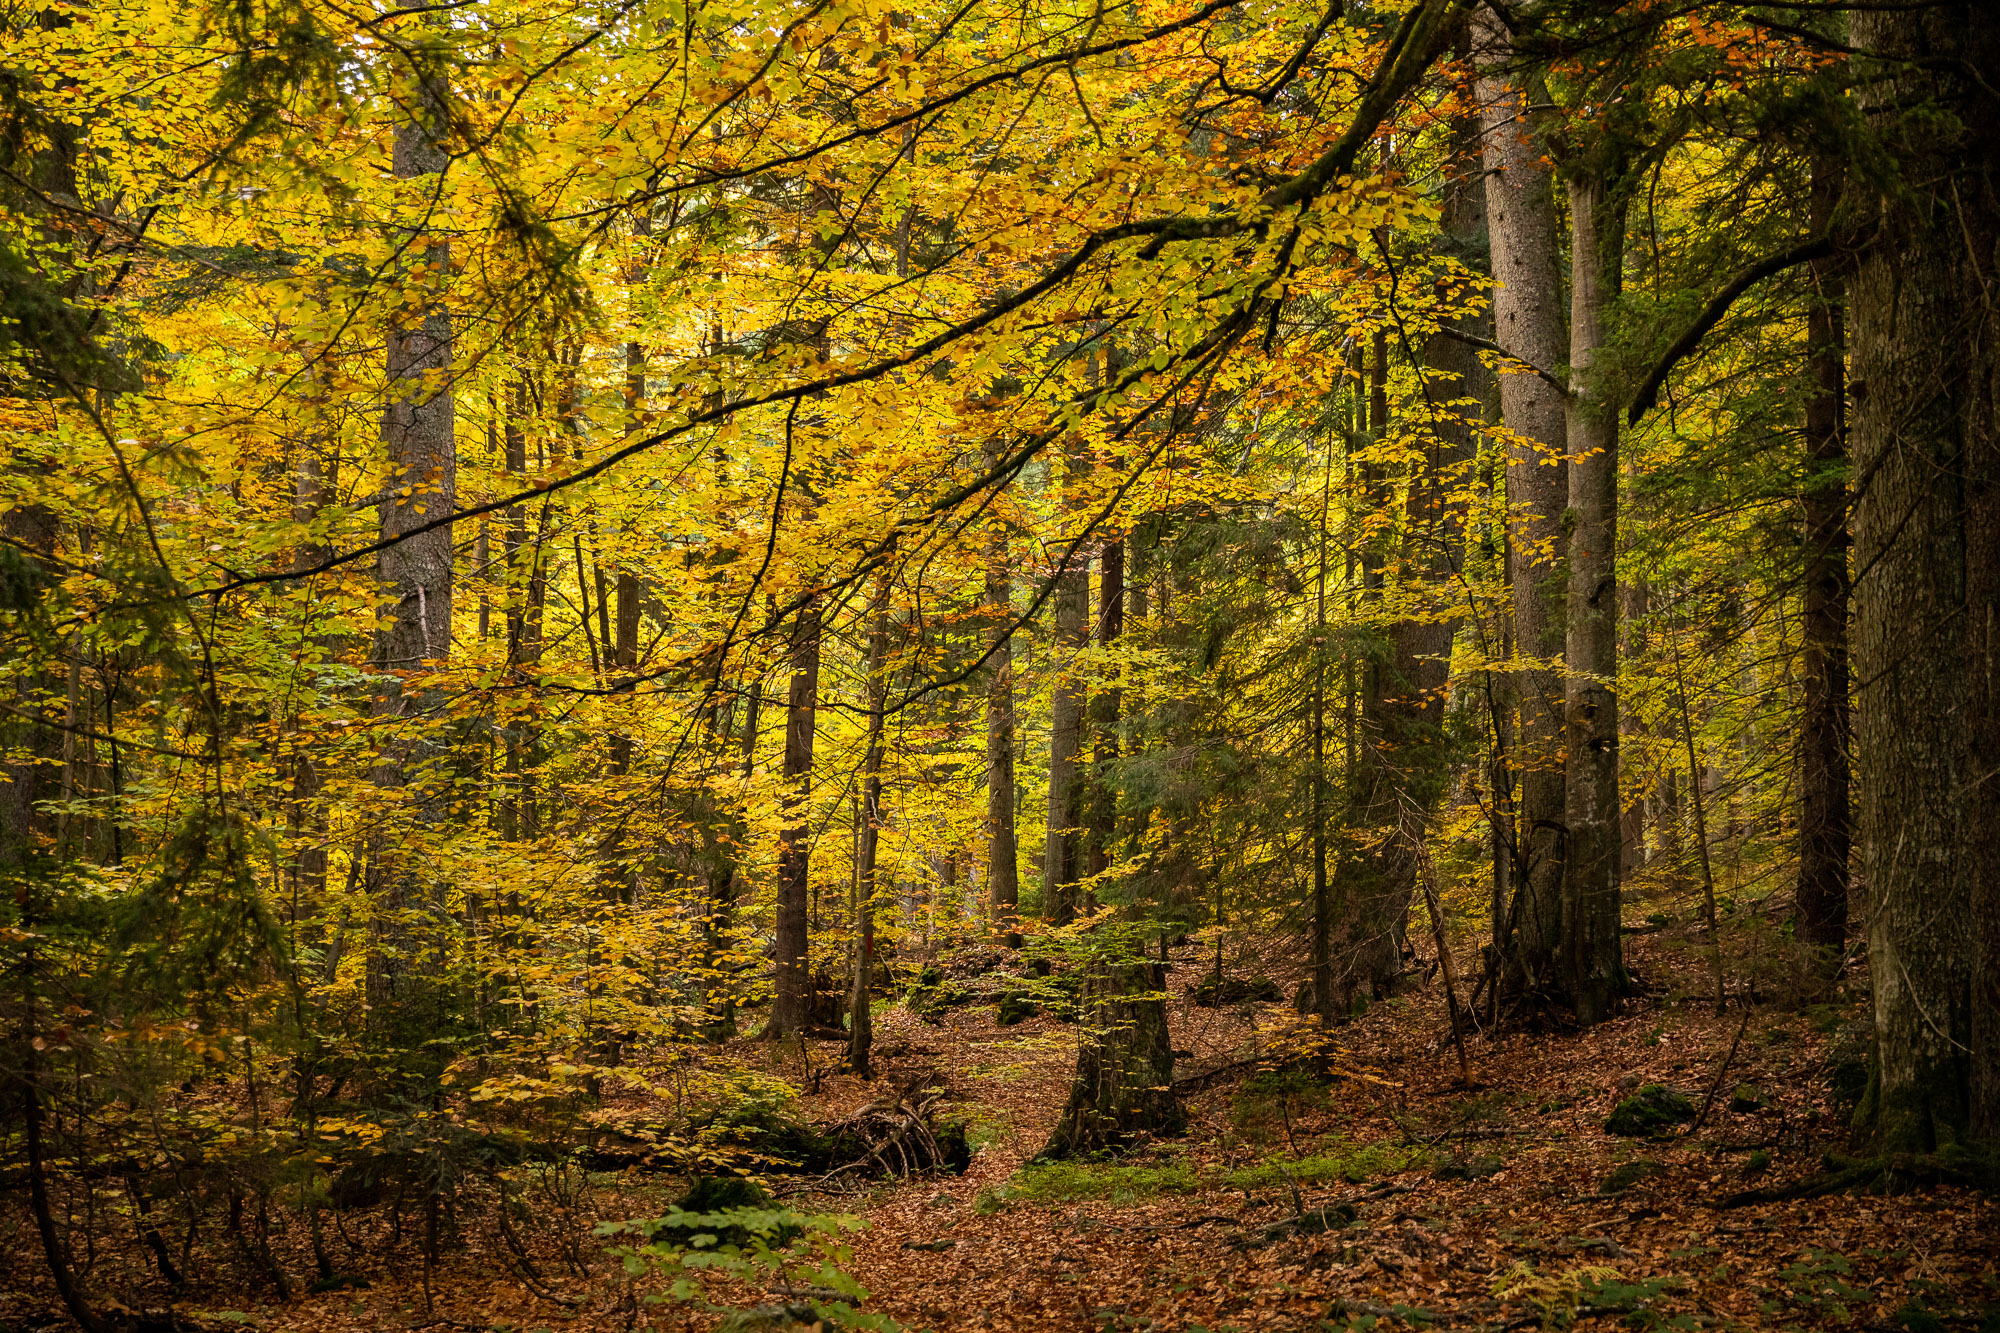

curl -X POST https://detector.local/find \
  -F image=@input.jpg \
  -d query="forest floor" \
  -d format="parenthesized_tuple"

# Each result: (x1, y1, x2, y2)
(5, 929, 1997, 1332)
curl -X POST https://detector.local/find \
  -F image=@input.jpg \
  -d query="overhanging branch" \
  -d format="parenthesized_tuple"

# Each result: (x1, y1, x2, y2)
(1626, 234, 1834, 426)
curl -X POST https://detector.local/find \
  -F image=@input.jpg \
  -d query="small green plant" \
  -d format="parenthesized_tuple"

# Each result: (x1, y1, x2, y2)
(1232, 1067, 1333, 1147)
(1775, 1248, 1874, 1322)
(600, 1201, 899, 1331)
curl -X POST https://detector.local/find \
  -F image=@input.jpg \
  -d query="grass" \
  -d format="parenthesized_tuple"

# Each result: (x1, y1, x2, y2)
(974, 1140, 1425, 1212)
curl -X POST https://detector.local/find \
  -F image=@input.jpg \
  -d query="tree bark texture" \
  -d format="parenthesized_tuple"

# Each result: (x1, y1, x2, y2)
(850, 589, 889, 1077)
(1560, 171, 1627, 1026)
(985, 471, 1021, 944)
(366, 29, 455, 1016)
(1474, 5, 1570, 1001)
(769, 601, 821, 1039)
(1044, 454, 1089, 926)
(1849, 6, 2000, 1152)
(1040, 958, 1184, 1159)
(1796, 156, 1851, 966)
(1087, 540, 1124, 879)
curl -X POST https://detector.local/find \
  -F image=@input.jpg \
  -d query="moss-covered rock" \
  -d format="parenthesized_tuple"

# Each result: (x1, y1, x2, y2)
(1600, 1158, 1666, 1192)
(1729, 1083, 1771, 1113)
(996, 991, 1039, 1025)
(907, 965, 973, 1022)
(1604, 1084, 1695, 1136)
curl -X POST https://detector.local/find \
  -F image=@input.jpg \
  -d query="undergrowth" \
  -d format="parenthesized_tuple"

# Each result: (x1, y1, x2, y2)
(976, 1140, 1425, 1212)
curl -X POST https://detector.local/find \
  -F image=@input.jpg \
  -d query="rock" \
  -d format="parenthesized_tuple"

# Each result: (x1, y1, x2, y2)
(1604, 1084, 1696, 1136)
(996, 991, 1038, 1025)
(1432, 1154, 1505, 1182)
(1616, 1072, 1644, 1092)
(1728, 1083, 1770, 1113)
(1599, 1158, 1665, 1192)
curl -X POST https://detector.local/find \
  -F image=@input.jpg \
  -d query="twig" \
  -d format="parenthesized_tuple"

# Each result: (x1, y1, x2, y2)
(1688, 1009, 1753, 1134)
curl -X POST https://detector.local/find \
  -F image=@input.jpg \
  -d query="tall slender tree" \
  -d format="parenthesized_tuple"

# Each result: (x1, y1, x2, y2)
(1474, 5, 1570, 1004)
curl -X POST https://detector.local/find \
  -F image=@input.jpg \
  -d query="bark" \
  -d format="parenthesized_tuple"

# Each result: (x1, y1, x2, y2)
(1044, 453, 1089, 926)
(1040, 957, 1184, 1158)
(1848, 6, 2000, 1152)
(985, 492, 1021, 944)
(768, 600, 821, 1039)
(0, 504, 57, 872)
(1086, 540, 1124, 879)
(1618, 581, 1650, 875)
(1796, 156, 1850, 967)
(1328, 109, 1486, 1010)
(1560, 170, 1628, 1026)
(366, 24, 455, 1015)
(850, 586, 889, 1077)
(1474, 5, 1569, 1002)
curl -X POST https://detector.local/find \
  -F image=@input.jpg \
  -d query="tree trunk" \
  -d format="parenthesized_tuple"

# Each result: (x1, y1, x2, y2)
(1618, 580, 1650, 875)
(0, 504, 58, 872)
(984, 466, 1021, 945)
(1040, 956, 1183, 1158)
(850, 585, 889, 1077)
(769, 600, 821, 1039)
(1086, 540, 1124, 879)
(1044, 460, 1089, 926)
(1560, 169, 1627, 1026)
(1796, 155, 1850, 969)
(367, 25, 455, 1016)
(1848, 7, 2000, 1152)
(1475, 5, 1570, 1003)
(1328, 115, 1486, 1010)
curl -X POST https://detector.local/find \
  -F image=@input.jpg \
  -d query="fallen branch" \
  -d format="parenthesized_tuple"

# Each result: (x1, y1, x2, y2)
(1688, 1009, 1753, 1134)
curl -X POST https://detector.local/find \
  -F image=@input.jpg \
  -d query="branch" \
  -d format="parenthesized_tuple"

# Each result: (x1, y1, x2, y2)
(1626, 234, 1834, 426)
(1430, 326, 1569, 397)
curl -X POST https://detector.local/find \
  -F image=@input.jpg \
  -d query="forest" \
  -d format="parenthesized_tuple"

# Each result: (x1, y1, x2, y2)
(0, 0, 1996, 1328)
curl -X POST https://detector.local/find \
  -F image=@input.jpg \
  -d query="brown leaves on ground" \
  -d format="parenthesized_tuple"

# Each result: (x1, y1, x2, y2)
(7, 935, 1995, 1332)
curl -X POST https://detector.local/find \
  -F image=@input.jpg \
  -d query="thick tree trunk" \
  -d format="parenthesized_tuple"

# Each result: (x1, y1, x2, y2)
(1796, 157, 1850, 968)
(1475, 6, 1569, 1002)
(1849, 6, 2000, 1152)
(769, 601, 821, 1039)
(1560, 171, 1627, 1026)
(1040, 957, 1183, 1158)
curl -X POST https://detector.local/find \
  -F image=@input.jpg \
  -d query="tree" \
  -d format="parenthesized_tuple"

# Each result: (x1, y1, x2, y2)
(1847, 4, 2000, 1155)
(1795, 151, 1850, 968)
(1474, 5, 1570, 1006)
(1559, 153, 1631, 1026)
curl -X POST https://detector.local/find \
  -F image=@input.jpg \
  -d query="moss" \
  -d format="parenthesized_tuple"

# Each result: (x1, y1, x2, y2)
(1728, 1083, 1770, 1113)
(980, 1140, 1423, 1210)
(1605, 1084, 1695, 1136)
(1600, 1158, 1665, 1192)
